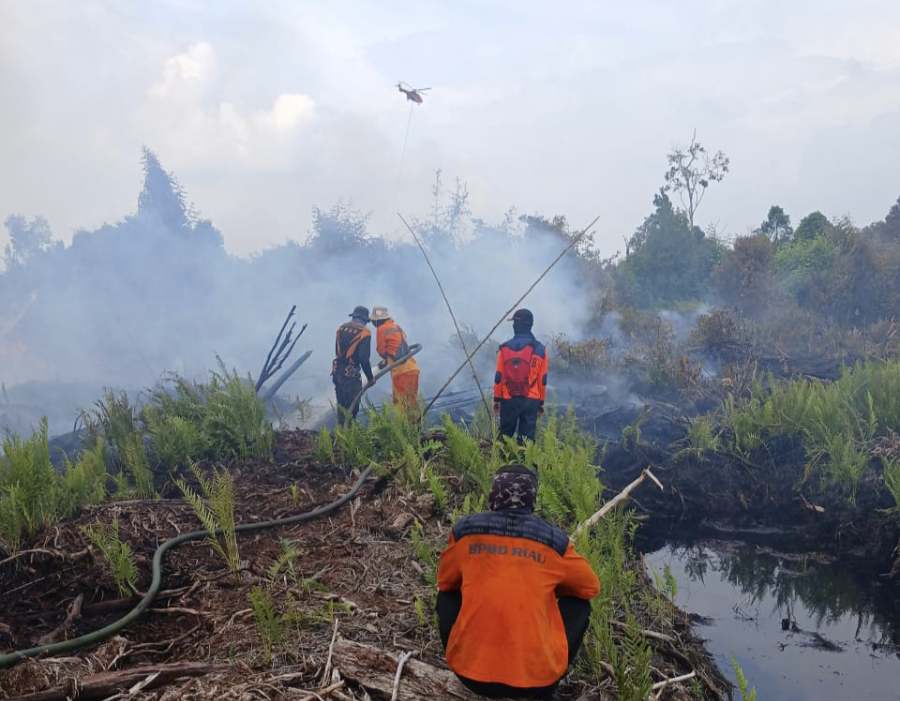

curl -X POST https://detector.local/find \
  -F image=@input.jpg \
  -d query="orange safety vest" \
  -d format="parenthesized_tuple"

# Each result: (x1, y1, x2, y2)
(376, 319, 418, 376)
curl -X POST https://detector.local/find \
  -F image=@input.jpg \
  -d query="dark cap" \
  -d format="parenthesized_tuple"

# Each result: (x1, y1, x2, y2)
(489, 464, 538, 512)
(349, 305, 370, 322)
(508, 308, 534, 327)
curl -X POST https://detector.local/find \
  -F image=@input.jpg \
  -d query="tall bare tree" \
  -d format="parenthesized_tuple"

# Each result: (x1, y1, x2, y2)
(663, 131, 730, 229)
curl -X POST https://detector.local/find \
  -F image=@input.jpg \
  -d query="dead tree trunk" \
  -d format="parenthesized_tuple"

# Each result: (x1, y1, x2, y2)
(333, 638, 513, 700)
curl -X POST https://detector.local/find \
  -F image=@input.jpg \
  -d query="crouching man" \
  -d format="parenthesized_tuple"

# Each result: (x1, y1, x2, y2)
(436, 465, 600, 699)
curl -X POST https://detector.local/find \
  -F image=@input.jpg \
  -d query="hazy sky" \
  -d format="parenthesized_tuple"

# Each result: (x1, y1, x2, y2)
(2, 1, 899, 257)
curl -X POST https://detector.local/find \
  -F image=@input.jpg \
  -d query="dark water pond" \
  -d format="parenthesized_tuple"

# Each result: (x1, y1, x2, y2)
(645, 541, 900, 701)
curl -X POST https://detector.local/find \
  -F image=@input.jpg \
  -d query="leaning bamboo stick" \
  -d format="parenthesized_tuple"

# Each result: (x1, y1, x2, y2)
(573, 467, 663, 538)
(398, 213, 492, 421)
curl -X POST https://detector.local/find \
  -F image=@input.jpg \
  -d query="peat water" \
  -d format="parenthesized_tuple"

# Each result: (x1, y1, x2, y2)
(645, 541, 900, 700)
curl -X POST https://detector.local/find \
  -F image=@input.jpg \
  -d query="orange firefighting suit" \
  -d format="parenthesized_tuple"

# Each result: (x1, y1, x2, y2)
(375, 319, 419, 409)
(436, 511, 600, 689)
(493, 332, 548, 441)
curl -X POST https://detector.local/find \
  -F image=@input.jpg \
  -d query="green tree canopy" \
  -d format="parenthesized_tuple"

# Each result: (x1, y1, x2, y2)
(755, 205, 793, 244)
(617, 191, 721, 307)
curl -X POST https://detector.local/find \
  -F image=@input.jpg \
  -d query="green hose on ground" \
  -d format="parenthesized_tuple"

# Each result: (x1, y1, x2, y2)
(0, 465, 374, 669)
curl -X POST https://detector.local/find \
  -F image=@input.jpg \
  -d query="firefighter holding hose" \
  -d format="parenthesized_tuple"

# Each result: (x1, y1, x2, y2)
(371, 306, 420, 412)
(332, 305, 375, 424)
(493, 308, 548, 442)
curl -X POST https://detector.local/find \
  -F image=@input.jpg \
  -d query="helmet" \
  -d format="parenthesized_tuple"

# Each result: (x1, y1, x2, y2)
(370, 306, 392, 322)
(349, 306, 370, 322)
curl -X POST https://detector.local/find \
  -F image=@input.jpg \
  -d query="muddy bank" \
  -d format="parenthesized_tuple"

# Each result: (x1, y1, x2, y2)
(599, 411, 900, 581)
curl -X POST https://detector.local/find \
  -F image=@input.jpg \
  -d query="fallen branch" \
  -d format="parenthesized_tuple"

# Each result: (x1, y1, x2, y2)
(573, 467, 663, 537)
(390, 650, 417, 701)
(320, 617, 340, 686)
(82, 584, 195, 616)
(333, 638, 512, 700)
(609, 619, 674, 644)
(650, 670, 696, 699)
(7, 661, 224, 701)
(297, 680, 346, 701)
(0, 547, 89, 568)
(37, 594, 84, 645)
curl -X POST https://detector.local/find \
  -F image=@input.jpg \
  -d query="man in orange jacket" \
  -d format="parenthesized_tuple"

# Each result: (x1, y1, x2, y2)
(437, 465, 600, 699)
(370, 306, 419, 411)
(493, 308, 548, 442)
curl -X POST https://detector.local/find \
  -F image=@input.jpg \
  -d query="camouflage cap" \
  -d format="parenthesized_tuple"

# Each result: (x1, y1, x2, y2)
(488, 464, 538, 512)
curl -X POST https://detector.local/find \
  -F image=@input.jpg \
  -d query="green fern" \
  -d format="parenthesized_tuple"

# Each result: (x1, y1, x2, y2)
(248, 586, 285, 664)
(145, 411, 207, 471)
(83, 517, 138, 596)
(58, 439, 108, 517)
(203, 369, 273, 460)
(883, 457, 900, 509)
(268, 539, 301, 582)
(608, 615, 653, 701)
(731, 657, 758, 701)
(175, 465, 240, 573)
(315, 427, 335, 463)
(0, 418, 58, 551)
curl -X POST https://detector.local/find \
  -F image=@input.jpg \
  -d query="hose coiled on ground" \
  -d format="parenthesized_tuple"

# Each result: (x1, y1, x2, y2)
(0, 465, 374, 669)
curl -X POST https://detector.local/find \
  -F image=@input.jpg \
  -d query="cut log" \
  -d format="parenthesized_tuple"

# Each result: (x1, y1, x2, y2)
(333, 638, 513, 700)
(7, 661, 224, 701)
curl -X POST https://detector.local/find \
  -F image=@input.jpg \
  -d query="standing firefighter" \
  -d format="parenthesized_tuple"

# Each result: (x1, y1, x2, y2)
(493, 308, 548, 442)
(371, 306, 420, 412)
(332, 306, 374, 425)
(437, 465, 600, 699)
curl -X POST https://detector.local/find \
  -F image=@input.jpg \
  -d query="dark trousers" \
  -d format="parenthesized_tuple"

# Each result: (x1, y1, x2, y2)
(436, 590, 592, 700)
(499, 397, 541, 443)
(334, 376, 362, 425)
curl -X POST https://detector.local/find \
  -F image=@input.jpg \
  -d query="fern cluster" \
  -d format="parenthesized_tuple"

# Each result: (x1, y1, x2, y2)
(248, 586, 286, 664)
(175, 465, 240, 573)
(0, 420, 107, 553)
(530, 408, 600, 525)
(724, 359, 900, 503)
(82, 391, 156, 497)
(883, 457, 900, 509)
(82, 517, 138, 595)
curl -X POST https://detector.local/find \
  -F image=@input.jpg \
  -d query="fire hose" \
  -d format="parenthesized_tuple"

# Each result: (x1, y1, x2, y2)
(0, 465, 374, 669)
(346, 343, 422, 417)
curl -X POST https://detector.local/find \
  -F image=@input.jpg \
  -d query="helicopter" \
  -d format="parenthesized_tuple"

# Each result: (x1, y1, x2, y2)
(397, 82, 430, 104)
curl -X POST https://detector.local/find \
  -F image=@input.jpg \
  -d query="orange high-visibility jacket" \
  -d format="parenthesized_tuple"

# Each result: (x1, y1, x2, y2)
(493, 333, 548, 402)
(437, 511, 600, 688)
(376, 319, 418, 376)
